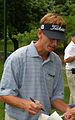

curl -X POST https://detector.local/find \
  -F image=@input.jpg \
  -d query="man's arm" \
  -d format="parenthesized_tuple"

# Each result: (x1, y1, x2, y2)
(0, 95, 43, 115)
(51, 98, 75, 120)
(0, 96, 3, 102)
(64, 107, 75, 120)
(64, 56, 75, 63)
(51, 98, 68, 112)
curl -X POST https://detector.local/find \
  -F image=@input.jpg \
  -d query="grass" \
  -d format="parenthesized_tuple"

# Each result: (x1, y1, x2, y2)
(63, 69, 70, 104)
(0, 102, 5, 120)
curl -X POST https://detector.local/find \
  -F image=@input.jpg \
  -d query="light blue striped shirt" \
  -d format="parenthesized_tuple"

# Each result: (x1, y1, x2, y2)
(0, 41, 64, 120)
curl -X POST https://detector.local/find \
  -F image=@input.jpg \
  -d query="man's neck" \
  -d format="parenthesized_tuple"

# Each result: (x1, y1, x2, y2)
(34, 41, 49, 61)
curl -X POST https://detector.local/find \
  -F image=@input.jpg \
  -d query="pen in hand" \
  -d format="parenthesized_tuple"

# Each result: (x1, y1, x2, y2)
(30, 97, 45, 112)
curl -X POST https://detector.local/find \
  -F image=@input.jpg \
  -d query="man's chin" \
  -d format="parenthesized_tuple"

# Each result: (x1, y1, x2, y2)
(48, 48, 54, 52)
(47, 46, 55, 52)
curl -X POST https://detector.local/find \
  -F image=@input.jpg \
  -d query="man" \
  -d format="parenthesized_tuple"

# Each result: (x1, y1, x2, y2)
(0, 13, 68, 120)
(64, 32, 75, 104)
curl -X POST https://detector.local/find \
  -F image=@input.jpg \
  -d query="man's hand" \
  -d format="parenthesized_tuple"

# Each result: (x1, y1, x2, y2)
(64, 106, 75, 120)
(1, 95, 43, 115)
(64, 111, 75, 120)
(23, 99, 43, 115)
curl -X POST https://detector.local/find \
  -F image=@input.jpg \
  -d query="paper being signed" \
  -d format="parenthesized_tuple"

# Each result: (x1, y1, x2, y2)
(38, 111, 63, 120)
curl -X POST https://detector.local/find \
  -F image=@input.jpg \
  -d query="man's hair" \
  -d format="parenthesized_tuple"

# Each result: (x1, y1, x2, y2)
(40, 13, 66, 25)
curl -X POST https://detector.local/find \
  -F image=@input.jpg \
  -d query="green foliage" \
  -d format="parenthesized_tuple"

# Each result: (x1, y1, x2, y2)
(0, 0, 4, 36)
(64, 15, 75, 43)
(5, 0, 74, 33)
(0, 0, 75, 48)
(12, 28, 38, 46)
(6, 0, 56, 33)
(54, 0, 67, 4)
(0, 102, 5, 120)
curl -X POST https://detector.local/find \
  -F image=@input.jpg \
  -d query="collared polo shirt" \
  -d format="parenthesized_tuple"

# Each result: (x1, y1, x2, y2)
(0, 41, 64, 120)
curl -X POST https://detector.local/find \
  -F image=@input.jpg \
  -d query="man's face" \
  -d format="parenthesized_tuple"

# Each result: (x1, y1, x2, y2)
(38, 29, 60, 52)
(72, 36, 75, 43)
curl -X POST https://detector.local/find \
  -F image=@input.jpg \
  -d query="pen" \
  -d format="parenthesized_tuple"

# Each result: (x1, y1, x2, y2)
(30, 97, 45, 112)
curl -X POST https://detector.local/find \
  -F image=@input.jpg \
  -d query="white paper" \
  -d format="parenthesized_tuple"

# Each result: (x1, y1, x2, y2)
(48, 111, 63, 120)
(38, 111, 63, 120)
(38, 113, 49, 120)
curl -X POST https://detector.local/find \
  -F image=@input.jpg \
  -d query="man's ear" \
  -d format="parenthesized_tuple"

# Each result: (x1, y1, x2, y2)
(37, 28, 43, 39)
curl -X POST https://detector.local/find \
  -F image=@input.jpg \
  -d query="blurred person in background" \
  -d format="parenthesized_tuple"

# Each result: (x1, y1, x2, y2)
(64, 32, 75, 104)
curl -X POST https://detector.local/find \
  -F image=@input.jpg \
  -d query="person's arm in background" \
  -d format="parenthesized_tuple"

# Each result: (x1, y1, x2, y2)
(64, 56, 75, 63)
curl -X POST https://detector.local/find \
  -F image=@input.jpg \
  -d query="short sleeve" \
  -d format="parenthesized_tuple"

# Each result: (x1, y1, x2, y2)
(0, 56, 20, 96)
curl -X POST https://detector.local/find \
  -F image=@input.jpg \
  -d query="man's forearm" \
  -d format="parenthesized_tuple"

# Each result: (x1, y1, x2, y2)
(51, 98, 68, 113)
(64, 56, 75, 63)
(0, 96, 3, 102)
(0, 95, 43, 115)
(1, 95, 28, 109)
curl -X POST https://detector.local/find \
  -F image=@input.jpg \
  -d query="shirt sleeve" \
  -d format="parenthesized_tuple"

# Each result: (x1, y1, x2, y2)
(64, 49, 72, 59)
(0, 56, 20, 96)
(64, 43, 75, 60)
(50, 58, 64, 101)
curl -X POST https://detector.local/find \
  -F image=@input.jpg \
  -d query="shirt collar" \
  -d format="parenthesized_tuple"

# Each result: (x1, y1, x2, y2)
(28, 41, 54, 62)
(28, 41, 40, 57)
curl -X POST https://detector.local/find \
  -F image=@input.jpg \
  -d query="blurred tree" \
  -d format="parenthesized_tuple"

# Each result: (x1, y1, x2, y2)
(7, 0, 55, 33)
(0, 0, 4, 39)
(54, 0, 67, 4)
(0, 0, 75, 45)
